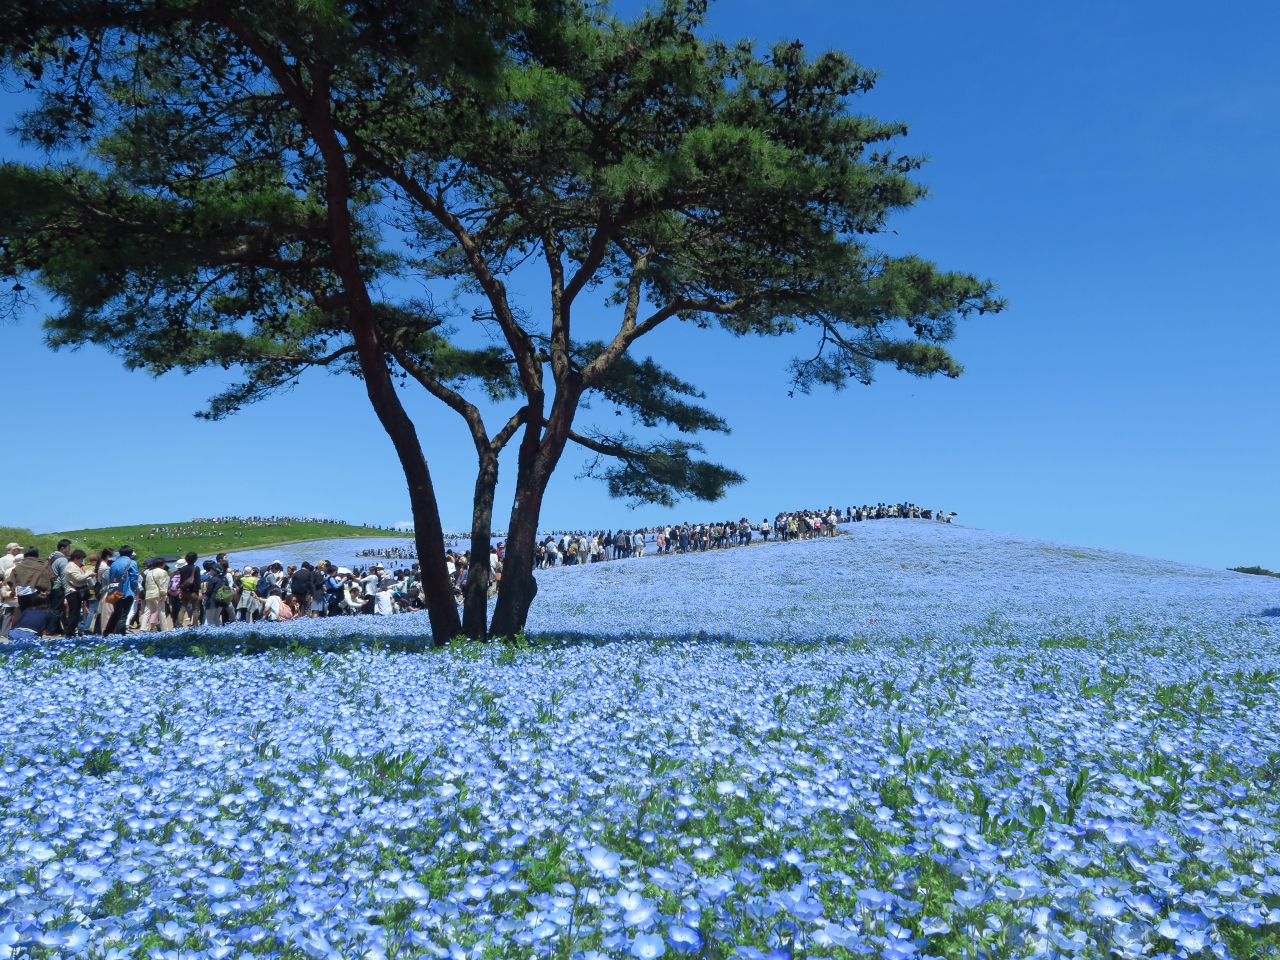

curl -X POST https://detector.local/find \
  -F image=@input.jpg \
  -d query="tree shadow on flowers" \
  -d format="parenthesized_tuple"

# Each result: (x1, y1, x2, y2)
(0, 625, 436, 660)
(524, 629, 873, 651)
(1261, 608, 1280, 618)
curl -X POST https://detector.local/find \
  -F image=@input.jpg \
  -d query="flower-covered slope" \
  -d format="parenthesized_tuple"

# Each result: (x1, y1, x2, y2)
(526, 521, 1278, 642)
(1, 523, 1279, 960)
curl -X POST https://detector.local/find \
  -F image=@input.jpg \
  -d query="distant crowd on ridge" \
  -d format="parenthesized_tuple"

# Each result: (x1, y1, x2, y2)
(129, 516, 407, 542)
(1, 501, 952, 640)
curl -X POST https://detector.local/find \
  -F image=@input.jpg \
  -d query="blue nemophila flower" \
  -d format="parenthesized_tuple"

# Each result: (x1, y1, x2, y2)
(585, 845, 621, 877)
(1, 524, 1278, 959)
(668, 924, 703, 952)
(1093, 897, 1126, 920)
(631, 932, 666, 959)
(205, 876, 237, 898)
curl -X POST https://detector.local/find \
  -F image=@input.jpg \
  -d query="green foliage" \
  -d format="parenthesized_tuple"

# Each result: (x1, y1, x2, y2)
(81, 746, 118, 777)
(1231, 566, 1280, 578)
(0, 526, 35, 551)
(0, 519, 396, 561)
(578, 433, 744, 507)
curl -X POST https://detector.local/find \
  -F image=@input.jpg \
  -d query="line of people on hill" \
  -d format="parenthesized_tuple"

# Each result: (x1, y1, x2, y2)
(534, 507, 845, 568)
(189, 515, 353, 526)
(849, 503, 955, 522)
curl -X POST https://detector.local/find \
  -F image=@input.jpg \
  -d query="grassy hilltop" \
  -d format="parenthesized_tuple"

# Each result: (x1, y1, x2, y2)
(0, 519, 398, 560)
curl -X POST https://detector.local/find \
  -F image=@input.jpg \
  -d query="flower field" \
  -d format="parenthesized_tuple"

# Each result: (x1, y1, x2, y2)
(1, 524, 1279, 960)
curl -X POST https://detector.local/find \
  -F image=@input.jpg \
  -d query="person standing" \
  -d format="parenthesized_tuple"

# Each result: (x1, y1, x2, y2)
(0, 579, 15, 636)
(236, 566, 261, 623)
(102, 546, 140, 635)
(46, 539, 71, 635)
(92, 548, 115, 634)
(142, 558, 171, 631)
(0, 542, 22, 580)
(63, 549, 93, 635)
(310, 562, 328, 617)
(291, 562, 314, 616)
(203, 560, 233, 627)
(361, 566, 380, 602)
(7, 546, 53, 613)
(176, 552, 201, 627)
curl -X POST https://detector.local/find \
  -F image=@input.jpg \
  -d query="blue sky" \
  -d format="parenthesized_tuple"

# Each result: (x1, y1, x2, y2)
(1, 0, 1277, 571)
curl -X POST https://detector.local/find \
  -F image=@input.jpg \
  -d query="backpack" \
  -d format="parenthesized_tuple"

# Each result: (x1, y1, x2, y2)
(104, 563, 128, 604)
(167, 572, 183, 597)
(254, 576, 271, 598)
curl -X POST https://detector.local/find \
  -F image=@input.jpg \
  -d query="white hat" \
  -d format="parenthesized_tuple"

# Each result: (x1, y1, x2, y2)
(6, 543, 20, 552)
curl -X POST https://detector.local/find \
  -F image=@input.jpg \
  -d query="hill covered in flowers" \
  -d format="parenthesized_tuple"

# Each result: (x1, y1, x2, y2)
(1, 523, 1278, 959)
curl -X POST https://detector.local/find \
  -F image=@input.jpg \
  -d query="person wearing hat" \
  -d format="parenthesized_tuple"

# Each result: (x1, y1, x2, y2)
(7, 546, 53, 613)
(167, 557, 187, 628)
(0, 543, 22, 579)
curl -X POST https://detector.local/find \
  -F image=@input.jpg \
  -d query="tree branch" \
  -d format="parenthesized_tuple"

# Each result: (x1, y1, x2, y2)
(562, 202, 612, 306)
(390, 343, 489, 454)
(490, 407, 529, 454)
(331, 128, 543, 399)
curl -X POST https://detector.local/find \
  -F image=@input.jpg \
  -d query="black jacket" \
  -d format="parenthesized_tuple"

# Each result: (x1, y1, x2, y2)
(291, 570, 313, 596)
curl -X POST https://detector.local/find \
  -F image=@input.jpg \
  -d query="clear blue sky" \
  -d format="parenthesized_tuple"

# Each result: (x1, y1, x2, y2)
(1, 0, 1276, 571)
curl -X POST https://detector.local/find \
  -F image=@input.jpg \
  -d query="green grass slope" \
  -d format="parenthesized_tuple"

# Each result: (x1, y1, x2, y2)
(0, 519, 398, 559)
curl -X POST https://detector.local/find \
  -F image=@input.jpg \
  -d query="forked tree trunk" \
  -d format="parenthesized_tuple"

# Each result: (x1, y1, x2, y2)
(488, 394, 579, 638)
(487, 481, 543, 638)
(462, 451, 499, 641)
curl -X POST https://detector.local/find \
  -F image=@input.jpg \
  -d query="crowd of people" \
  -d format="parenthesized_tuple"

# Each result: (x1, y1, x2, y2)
(0, 541, 426, 639)
(357, 545, 419, 562)
(135, 516, 407, 541)
(1, 500, 955, 639)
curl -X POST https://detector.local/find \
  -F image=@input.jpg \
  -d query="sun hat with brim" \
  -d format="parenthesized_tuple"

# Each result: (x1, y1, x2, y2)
(6, 543, 20, 552)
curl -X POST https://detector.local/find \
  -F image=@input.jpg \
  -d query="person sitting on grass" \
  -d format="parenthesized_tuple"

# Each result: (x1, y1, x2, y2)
(263, 587, 289, 621)
(6, 595, 54, 642)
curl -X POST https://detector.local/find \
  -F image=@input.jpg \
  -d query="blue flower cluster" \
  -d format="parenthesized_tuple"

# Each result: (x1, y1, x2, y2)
(0, 522, 1277, 960)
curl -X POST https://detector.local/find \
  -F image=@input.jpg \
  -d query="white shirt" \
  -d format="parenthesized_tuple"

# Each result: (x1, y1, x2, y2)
(264, 595, 281, 620)
(374, 589, 395, 615)
(0, 553, 18, 578)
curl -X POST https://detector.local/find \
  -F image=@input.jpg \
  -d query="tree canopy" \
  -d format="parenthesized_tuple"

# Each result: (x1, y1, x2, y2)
(1, 0, 1004, 639)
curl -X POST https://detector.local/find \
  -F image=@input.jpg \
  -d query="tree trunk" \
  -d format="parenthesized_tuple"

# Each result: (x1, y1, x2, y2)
(487, 482, 542, 639)
(396, 431, 463, 646)
(489, 392, 579, 638)
(462, 450, 499, 641)
(290, 79, 462, 646)
(357, 366, 462, 644)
